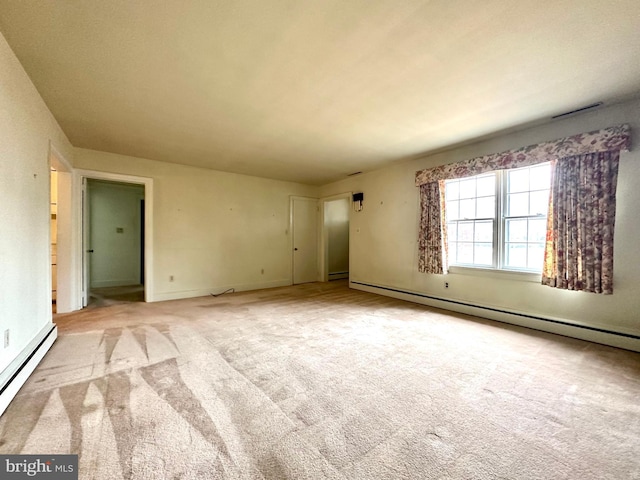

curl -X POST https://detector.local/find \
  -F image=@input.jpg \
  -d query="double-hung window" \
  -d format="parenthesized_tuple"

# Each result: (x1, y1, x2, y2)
(444, 162, 551, 272)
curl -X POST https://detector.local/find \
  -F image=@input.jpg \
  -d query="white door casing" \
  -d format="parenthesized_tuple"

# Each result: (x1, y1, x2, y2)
(81, 177, 90, 307)
(75, 169, 154, 305)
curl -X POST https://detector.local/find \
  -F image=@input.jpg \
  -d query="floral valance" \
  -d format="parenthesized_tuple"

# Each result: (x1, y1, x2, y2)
(415, 124, 631, 186)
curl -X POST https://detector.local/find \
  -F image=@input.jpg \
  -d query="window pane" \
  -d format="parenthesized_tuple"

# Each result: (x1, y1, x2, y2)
(527, 243, 545, 270)
(528, 218, 546, 242)
(529, 190, 549, 216)
(458, 243, 473, 264)
(447, 223, 457, 242)
(508, 169, 529, 193)
(508, 192, 529, 217)
(476, 196, 495, 218)
(474, 243, 493, 266)
(459, 199, 475, 219)
(458, 221, 473, 241)
(506, 219, 527, 242)
(449, 243, 457, 264)
(447, 200, 460, 220)
(476, 175, 495, 196)
(506, 243, 527, 268)
(530, 164, 551, 190)
(446, 181, 459, 200)
(459, 178, 476, 199)
(474, 221, 493, 242)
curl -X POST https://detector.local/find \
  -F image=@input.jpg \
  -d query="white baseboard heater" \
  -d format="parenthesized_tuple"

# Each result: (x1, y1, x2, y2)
(0, 324, 57, 416)
(351, 281, 640, 353)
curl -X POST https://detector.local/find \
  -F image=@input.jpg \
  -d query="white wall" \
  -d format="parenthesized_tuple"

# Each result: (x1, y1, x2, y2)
(320, 98, 640, 340)
(74, 148, 318, 301)
(89, 180, 144, 288)
(0, 32, 73, 386)
(325, 198, 349, 277)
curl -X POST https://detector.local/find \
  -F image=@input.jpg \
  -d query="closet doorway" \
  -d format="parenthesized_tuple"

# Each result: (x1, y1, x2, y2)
(320, 194, 350, 282)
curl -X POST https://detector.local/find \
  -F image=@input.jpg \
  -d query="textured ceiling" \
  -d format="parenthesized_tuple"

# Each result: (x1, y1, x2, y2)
(1, 0, 639, 185)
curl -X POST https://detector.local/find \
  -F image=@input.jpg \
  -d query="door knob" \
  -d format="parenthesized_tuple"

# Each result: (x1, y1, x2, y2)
(294, 248, 298, 251)
(87, 249, 94, 253)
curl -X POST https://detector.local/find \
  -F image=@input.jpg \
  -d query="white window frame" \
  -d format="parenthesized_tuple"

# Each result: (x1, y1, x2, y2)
(445, 173, 498, 269)
(445, 162, 550, 279)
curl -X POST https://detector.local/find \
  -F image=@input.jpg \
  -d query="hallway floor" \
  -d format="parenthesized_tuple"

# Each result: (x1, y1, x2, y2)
(89, 284, 145, 307)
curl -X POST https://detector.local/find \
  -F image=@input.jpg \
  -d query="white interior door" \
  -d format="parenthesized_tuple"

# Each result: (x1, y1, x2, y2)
(292, 197, 318, 284)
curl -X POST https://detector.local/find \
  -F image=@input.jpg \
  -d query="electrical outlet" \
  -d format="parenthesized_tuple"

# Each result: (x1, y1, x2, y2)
(169, 275, 174, 282)
(4, 329, 9, 348)
(444, 281, 449, 289)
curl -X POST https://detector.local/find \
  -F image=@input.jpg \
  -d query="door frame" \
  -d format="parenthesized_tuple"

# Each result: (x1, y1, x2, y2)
(289, 196, 320, 284)
(81, 177, 90, 307)
(48, 143, 74, 313)
(74, 169, 154, 304)
(319, 192, 352, 282)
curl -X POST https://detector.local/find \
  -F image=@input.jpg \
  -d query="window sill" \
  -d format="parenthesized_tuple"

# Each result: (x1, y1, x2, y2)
(447, 266, 541, 283)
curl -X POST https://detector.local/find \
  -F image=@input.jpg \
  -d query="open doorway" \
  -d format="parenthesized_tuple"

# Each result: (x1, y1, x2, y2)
(76, 169, 154, 307)
(86, 179, 145, 307)
(321, 194, 350, 282)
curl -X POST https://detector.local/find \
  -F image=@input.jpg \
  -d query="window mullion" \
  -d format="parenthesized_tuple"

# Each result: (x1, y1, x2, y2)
(497, 170, 505, 269)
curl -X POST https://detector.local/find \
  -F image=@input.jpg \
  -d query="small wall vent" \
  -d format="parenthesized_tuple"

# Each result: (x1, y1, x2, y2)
(552, 102, 602, 119)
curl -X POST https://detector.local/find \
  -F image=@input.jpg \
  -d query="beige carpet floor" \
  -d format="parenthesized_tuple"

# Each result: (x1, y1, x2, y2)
(1, 281, 639, 479)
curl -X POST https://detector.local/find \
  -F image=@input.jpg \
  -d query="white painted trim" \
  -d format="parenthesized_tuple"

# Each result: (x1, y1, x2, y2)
(153, 279, 292, 302)
(289, 197, 295, 285)
(351, 281, 640, 352)
(0, 325, 57, 417)
(328, 272, 349, 280)
(91, 280, 143, 288)
(49, 143, 77, 313)
(319, 192, 352, 282)
(74, 169, 155, 303)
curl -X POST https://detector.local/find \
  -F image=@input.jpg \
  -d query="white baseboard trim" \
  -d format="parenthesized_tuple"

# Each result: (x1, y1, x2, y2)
(152, 279, 292, 302)
(351, 281, 640, 353)
(0, 324, 57, 416)
(91, 280, 141, 288)
(329, 272, 349, 280)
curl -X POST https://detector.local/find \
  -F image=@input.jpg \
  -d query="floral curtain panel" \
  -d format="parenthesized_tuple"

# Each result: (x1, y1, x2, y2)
(415, 124, 630, 186)
(418, 181, 447, 274)
(416, 124, 631, 294)
(542, 151, 620, 294)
